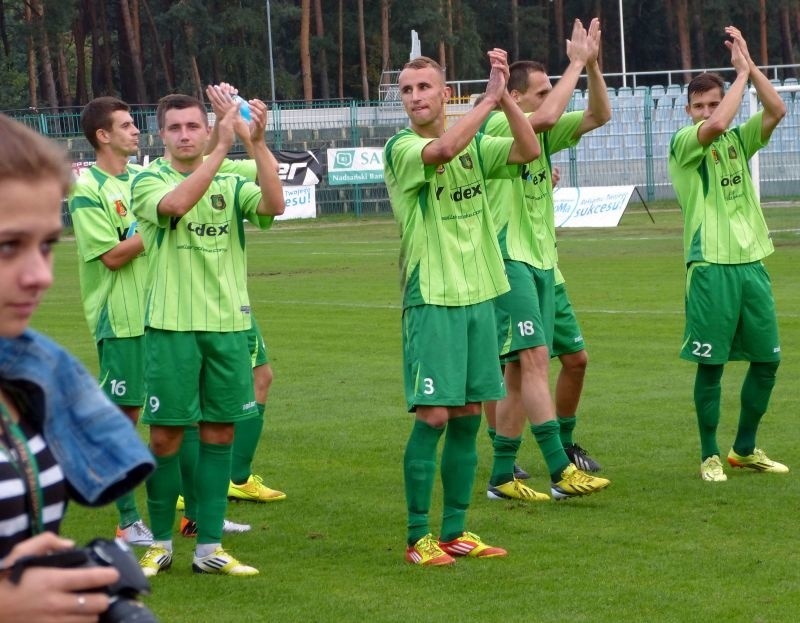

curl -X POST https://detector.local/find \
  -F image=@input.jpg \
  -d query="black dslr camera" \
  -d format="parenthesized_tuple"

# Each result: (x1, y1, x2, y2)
(8, 537, 157, 623)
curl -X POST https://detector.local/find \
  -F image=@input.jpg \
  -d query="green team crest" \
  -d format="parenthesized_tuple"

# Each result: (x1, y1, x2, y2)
(211, 194, 226, 210)
(458, 154, 474, 170)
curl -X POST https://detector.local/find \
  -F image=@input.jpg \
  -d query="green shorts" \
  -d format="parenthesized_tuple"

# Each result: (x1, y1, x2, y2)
(551, 282, 585, 357)
(142, 328, 257, 426)
(97, 336, 146, 407)
(681, 261, 781, 364)
(402, 302, 505, 411)
(494, 261, 554, 363)
(246, 314, 270, 368)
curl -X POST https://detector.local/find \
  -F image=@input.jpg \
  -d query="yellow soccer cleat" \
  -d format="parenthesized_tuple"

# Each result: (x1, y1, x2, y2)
(551, 463, 610, 500)
(405, 534, 455, 567)
(438, 532, 507, 558)
(139, 545, 172, 578)
(700, 455, 727, 482)
(727, 448, 789, 473)
(487, 478, 550, 502)
(192, 547, 259, 576)
(228, 474, 287, 502)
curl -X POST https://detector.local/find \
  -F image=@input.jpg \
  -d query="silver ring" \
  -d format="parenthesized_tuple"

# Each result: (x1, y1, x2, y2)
(77, 595, 86, 608)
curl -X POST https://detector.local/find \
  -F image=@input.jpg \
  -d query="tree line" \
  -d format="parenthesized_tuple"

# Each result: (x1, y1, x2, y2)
(2, 0, 798, 111)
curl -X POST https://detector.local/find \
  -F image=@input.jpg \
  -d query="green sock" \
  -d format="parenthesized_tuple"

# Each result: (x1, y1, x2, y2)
(196, 441, 233, 545)
(179, 426, 199, 520)
(145, 451, 181, 541)
(531, 420, 570, 481)
(695, 363, 724, 460)
(440, 415, 480, 543)
(557, 415, 577, 446)
(231, 403, 265, 484)
(733, 361, 778, 456)
(489, 434, 522, 486)
(115, 491, 140, 527)
(487, 426, 496, 442)
(404, 419, 444, 546)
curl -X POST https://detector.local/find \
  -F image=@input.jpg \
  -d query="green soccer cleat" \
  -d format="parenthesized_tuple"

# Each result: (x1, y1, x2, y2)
(228, 474, 287, 502)
(700, 455, 727, 482)
(727, 448, 789, 473)
(139, 545, 172, 578)
(405, 534, 455, 567)
(192, 547, 259, 576)
(487, 478, 550, 502)
(438, 532, 507, 558)
(551, 463, 610, 500)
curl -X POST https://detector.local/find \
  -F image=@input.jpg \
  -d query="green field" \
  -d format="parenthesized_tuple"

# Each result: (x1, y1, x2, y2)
(38, 201, 800, 623)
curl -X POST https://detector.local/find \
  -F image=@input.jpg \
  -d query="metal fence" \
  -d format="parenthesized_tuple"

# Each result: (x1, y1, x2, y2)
(8, 82, 800, 222)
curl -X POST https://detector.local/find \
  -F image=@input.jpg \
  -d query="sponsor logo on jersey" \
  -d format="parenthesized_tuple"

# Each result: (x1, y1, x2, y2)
(720, 173, 742, 187)
(435, 183, 482, 203)
(187, 221, 230, 237)
(211, 194, 226, 210)
(524, 168, 548, 185)
(711, 148, 719, 164)
(114, 199, 127, 216)
(458, 153, 474, 170)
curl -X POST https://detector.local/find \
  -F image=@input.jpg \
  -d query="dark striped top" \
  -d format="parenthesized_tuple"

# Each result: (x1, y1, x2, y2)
(0, 414, 67, 559)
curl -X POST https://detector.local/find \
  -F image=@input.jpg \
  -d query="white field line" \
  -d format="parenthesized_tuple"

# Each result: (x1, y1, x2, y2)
(256, 298, 800, 319)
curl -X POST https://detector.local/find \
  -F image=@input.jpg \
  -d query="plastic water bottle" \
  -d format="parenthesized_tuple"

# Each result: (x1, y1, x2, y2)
(233, 95, 251, 122)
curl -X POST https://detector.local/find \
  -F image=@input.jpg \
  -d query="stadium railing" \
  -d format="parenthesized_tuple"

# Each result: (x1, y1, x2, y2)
(8, 80, 800, 219)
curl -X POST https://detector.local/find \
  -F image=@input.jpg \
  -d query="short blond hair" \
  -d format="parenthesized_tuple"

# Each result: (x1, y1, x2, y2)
(0, 113, 72, 194)
(402, 56, 446, 81)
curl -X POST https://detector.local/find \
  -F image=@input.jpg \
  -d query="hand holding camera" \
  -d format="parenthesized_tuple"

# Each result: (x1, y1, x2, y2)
(0, 533, 157, 623)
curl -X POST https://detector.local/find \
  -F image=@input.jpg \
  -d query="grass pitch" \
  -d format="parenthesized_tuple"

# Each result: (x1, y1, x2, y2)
(38, 200, 800, 623)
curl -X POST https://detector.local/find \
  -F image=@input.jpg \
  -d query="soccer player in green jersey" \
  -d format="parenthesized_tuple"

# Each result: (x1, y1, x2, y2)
(384, 49, 539, 566)
(668, 26, 787, 482)
(181, 91, 287, 505)
(549, 166, 600, 474)
(68, 97, 153, 547)
(132, 89, 284, 577)
(481, 19, 610, 502)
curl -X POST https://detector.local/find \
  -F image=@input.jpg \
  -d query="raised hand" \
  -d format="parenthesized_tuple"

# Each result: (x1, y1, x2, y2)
(723, 28, 750, 76)
(247, 99, 268, 144)
(565, 19, 590, 65)
(483, 48, 509, 106)
(724, 26, 753, 65)
(205, 84, 239, 151)
(586, 17, 601, 65)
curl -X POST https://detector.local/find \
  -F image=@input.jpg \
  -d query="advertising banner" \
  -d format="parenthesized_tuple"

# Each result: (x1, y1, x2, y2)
(326, 147, 384, 185)
(274, 150, 324, 186)
(553, 186, 636, 228)
(276, 185, 316, 221)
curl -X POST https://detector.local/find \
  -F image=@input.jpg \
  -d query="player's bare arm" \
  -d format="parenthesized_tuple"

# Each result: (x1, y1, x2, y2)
(726, 26, 787, 138)
(500, 88, 540, 163)
(99, 233, 144, 271)
(532, 19, 589, 132)
(420, 49, 508, 165)
(249, 99, 285, 216)
(696, 30, 750, 146)
(577, 17, 611, 136)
